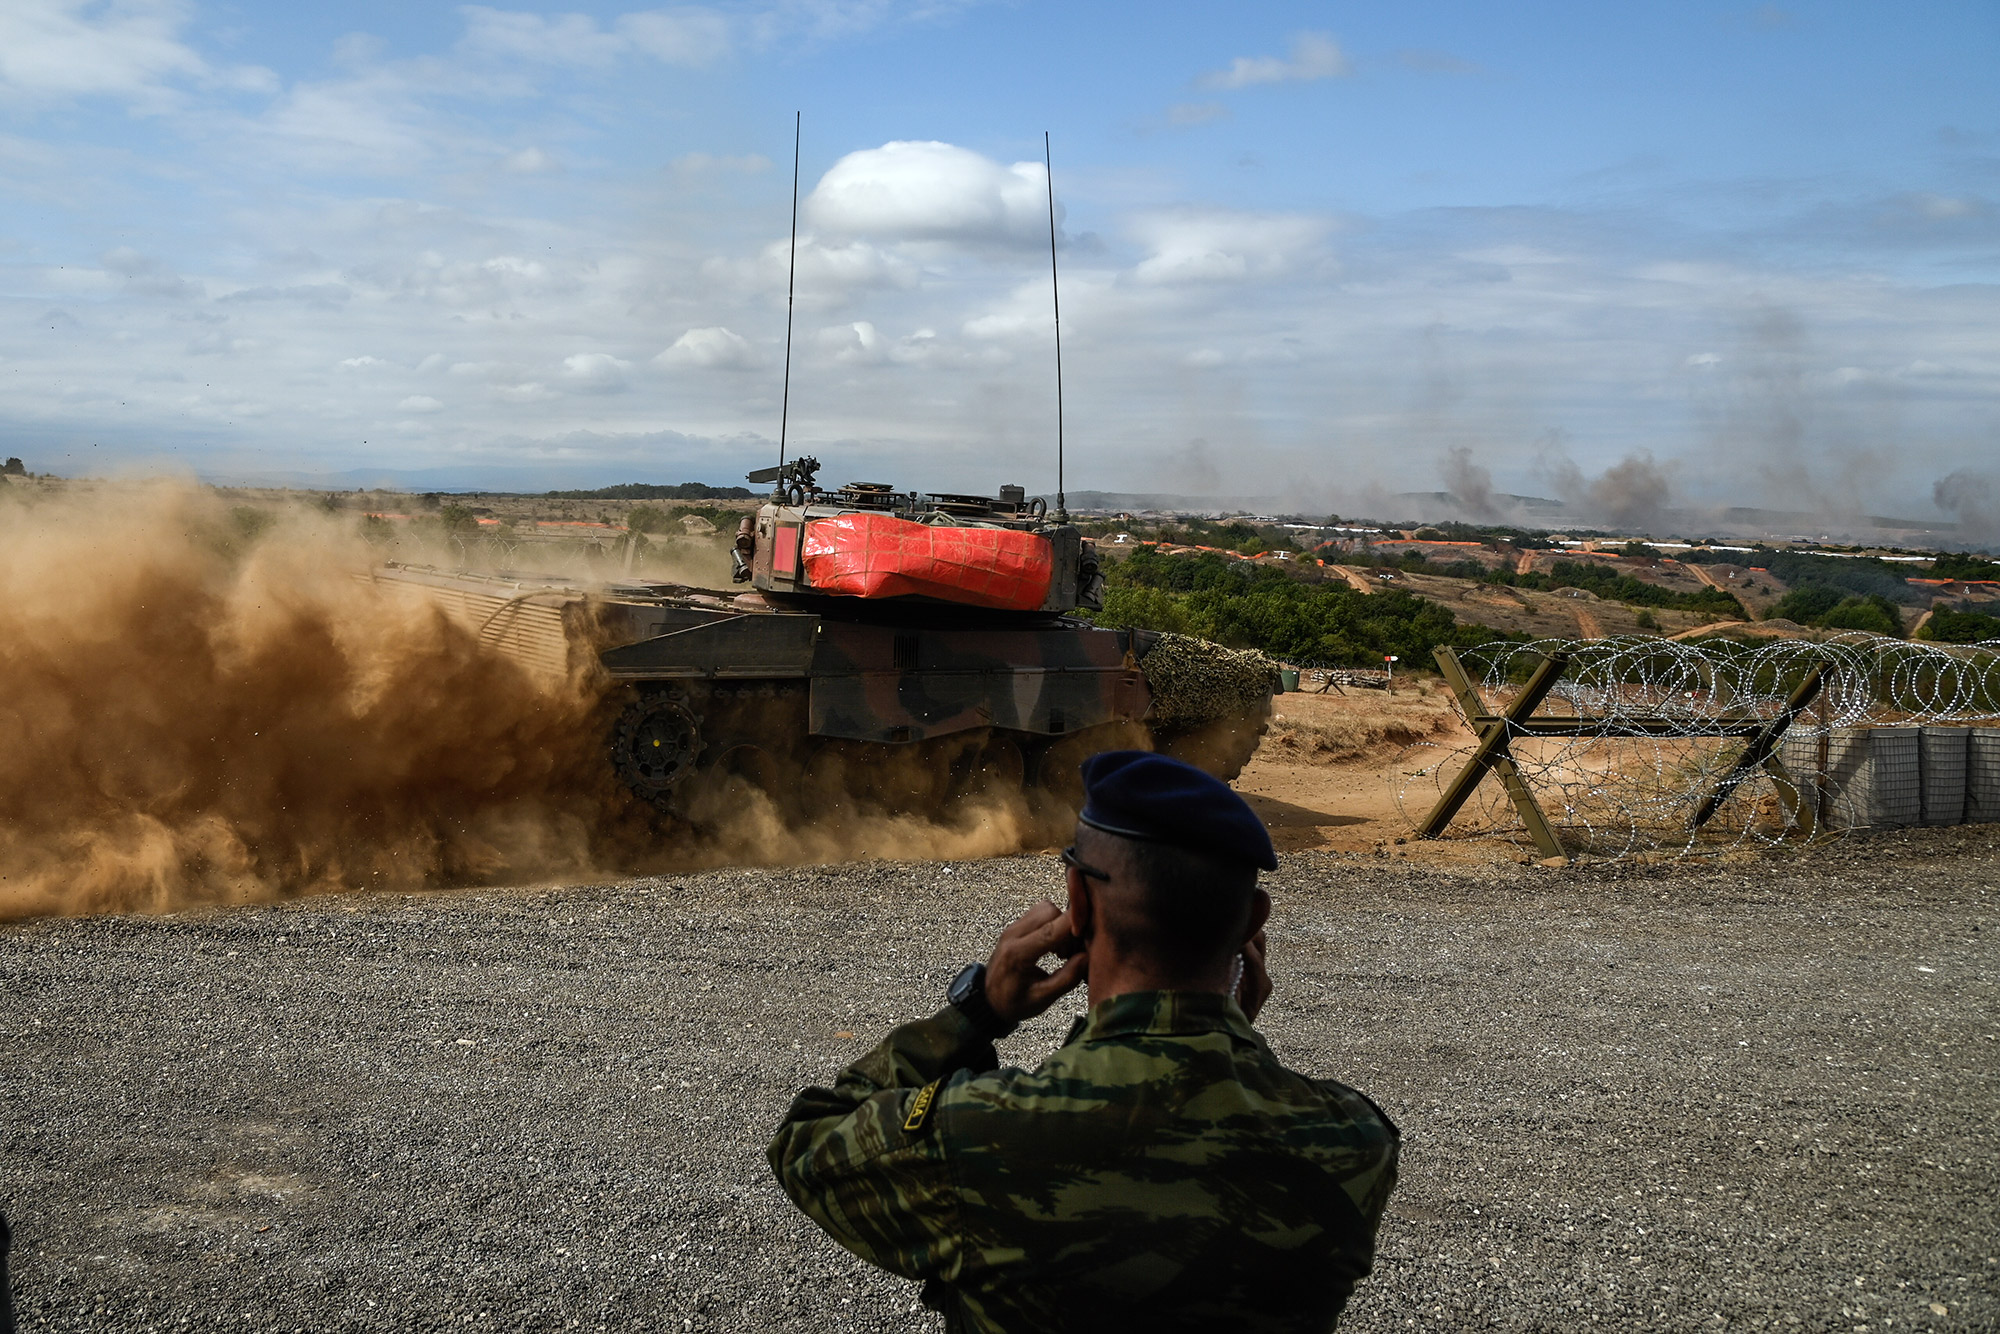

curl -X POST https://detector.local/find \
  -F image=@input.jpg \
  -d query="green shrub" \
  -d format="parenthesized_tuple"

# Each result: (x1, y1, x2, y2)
(1933, 551, 2000, 581)
(1916, 608, 2000, 643)
(626, 504, 670, 534)
(1092, 547, 1510, 666)
(1817, 594, 1903, 637)
(1771, 585, 1845, 624)
(1756, 551, 1918, 605)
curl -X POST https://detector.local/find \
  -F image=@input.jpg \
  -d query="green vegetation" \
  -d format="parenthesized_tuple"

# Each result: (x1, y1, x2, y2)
(626, 504, 670, 534)
(1488, 560, 1747, 618)
(1092, 546, 1509, 666)
(1770, 585, 1844, 624)
(1815, 594, 1904, 637)
(1933, 551, 2000, 581)
(672, 503, 744, 531)
(1706, 549, 1919, 607)
(1769, 586, 1904, 636)
(544, 482, 753, 500)
(1339, 548, 1488, 580)
(1917, 608, 2000, 643)
(438, 503, 480, 534)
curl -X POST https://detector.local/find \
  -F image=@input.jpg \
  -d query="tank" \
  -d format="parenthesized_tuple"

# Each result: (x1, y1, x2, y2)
(368, 457, 1279, 822)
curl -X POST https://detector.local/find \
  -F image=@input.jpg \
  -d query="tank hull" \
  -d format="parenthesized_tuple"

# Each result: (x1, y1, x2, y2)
(366, 564, 1230, 818)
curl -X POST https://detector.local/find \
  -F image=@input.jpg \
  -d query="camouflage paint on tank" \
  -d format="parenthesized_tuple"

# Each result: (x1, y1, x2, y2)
(805, 620, 1151, 744)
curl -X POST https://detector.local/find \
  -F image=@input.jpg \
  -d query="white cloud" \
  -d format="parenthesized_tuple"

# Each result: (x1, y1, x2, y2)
(808, 141, 1053, 247)
(100, 246, 201, 299)
(399, 395, 445, 412)
(457, 5, 729, 68)
(701, 236, 917, 305)
(458, 7, 627, 66)
(617, 9, 731, 65)
(561, 352, 631, 393)
(251, 68, 455, 173)
(339, 355, 389, 370)
(501, 146, 560, 173)
(0, 0, 208, 107)
(657, 326, 761, 370)
(816, 320, 887, 365)
(1127, 208, 1328, 284)
(1199, 31, 1350, 90)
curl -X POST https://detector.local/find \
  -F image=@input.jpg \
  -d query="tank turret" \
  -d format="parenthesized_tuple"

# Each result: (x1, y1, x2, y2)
(736, 456, 1103, 614)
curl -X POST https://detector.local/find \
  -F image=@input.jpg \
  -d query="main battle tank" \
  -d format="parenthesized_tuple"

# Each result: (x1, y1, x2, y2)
(370, 456, 1279, 822)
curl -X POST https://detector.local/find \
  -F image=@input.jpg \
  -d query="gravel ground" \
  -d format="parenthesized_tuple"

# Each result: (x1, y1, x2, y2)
(3, 827, 1996, 1333)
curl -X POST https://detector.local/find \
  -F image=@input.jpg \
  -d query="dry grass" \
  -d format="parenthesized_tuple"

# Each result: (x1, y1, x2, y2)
(1260, 679, 1466, 765)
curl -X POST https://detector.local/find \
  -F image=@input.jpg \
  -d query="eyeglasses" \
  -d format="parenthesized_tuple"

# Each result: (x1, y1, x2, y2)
(1060, 845, 1111, 882)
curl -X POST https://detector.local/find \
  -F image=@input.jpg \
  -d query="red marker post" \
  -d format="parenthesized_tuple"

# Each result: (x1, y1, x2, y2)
(1384, 654, 1399, 682)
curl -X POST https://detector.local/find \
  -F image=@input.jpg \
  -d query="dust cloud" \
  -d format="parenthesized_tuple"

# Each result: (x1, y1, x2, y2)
(1534, 436, 1676, 532)
(0, 483, 1070, 922)
(1440, 446, 1502, 521)
(1933, 470, 1998, 547)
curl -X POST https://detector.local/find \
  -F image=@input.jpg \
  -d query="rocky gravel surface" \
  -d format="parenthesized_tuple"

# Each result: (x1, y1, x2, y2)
(3, 826, 1996, 1332)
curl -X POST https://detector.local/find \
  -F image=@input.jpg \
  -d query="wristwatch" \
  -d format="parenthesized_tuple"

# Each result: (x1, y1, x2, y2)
(947, 962, 1017, 1041)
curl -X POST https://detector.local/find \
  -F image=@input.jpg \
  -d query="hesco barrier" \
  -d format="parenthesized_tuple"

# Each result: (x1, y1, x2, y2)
(1920, 727, 1969, 826)
(1775, 725, 2000, 831)
(1779, 728, 1920, 830)
(1971, 729, 2000, 825)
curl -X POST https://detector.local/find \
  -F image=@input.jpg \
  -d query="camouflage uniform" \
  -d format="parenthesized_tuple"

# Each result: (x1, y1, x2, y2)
(767, 990, 1399, 1332)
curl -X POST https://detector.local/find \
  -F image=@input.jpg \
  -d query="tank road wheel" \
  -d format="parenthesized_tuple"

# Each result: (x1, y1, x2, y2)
(612, 689, 703, 811)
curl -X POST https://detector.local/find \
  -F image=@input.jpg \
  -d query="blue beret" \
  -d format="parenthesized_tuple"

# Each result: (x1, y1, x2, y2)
(1078, 751, 1276, 872)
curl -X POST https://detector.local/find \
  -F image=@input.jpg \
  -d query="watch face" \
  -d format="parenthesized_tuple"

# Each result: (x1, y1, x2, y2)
(947, 962, 983, 1007)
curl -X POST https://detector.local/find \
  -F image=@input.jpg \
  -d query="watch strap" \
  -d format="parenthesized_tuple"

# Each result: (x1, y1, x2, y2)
(948, 963, 1017, 1041)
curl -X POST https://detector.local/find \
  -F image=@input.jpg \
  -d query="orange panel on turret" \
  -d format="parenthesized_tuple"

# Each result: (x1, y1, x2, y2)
(802, 513, 1053, 611)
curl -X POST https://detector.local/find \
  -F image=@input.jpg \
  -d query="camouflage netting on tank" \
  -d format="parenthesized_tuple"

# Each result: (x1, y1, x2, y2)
(1139, 634, 1281, 730)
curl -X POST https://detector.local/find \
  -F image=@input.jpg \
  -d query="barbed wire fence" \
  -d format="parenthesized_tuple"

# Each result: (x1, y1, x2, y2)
(1394, 633, 2000, 859)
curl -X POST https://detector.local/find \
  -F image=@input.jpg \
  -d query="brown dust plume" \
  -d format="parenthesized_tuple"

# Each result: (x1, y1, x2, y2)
(0, 483, 1075, 921)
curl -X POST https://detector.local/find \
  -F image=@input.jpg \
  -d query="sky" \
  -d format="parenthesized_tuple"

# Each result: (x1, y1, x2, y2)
(1, 1, 1996, 533)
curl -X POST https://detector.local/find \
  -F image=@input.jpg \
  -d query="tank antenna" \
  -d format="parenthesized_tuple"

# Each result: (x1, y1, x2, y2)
(776, 111, 801, 497)
(1044, 131, 1067, 524)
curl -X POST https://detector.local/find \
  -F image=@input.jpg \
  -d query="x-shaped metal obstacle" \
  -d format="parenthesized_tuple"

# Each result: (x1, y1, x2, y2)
(1416, 646, 1829, 859)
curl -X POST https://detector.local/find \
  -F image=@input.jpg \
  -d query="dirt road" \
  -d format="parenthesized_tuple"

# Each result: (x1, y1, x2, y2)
(4, 825, 1995, 1333)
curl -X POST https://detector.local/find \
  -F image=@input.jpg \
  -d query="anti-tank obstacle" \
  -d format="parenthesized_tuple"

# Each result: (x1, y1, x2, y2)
(1404, 633, 2000, 859)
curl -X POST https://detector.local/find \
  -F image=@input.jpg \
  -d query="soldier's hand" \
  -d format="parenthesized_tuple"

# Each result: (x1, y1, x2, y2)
(983, 899, 1088, 1027)
(1236, 928, 1272, 1023)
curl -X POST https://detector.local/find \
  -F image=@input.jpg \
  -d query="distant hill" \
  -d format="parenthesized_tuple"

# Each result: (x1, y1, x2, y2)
(541, 482, 754, 500)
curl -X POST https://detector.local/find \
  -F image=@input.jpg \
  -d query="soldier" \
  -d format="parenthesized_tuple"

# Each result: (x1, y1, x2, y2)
(767, 751, 1400, 1332)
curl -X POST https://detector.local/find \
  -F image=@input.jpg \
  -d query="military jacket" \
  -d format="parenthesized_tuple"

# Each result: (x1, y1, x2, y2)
(767, 990, 1400, 1333)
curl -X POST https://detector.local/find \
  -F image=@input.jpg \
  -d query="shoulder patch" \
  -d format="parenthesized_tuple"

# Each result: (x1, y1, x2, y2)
(903, 1079, 943, 1134)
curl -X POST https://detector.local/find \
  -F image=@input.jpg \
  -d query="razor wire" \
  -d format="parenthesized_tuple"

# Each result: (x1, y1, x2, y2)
(1395, 632, 2000, 859)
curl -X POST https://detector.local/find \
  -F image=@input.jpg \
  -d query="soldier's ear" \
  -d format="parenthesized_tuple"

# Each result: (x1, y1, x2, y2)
(1065, 871, 1096, 944)
(1242, 888, 1270, 944)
